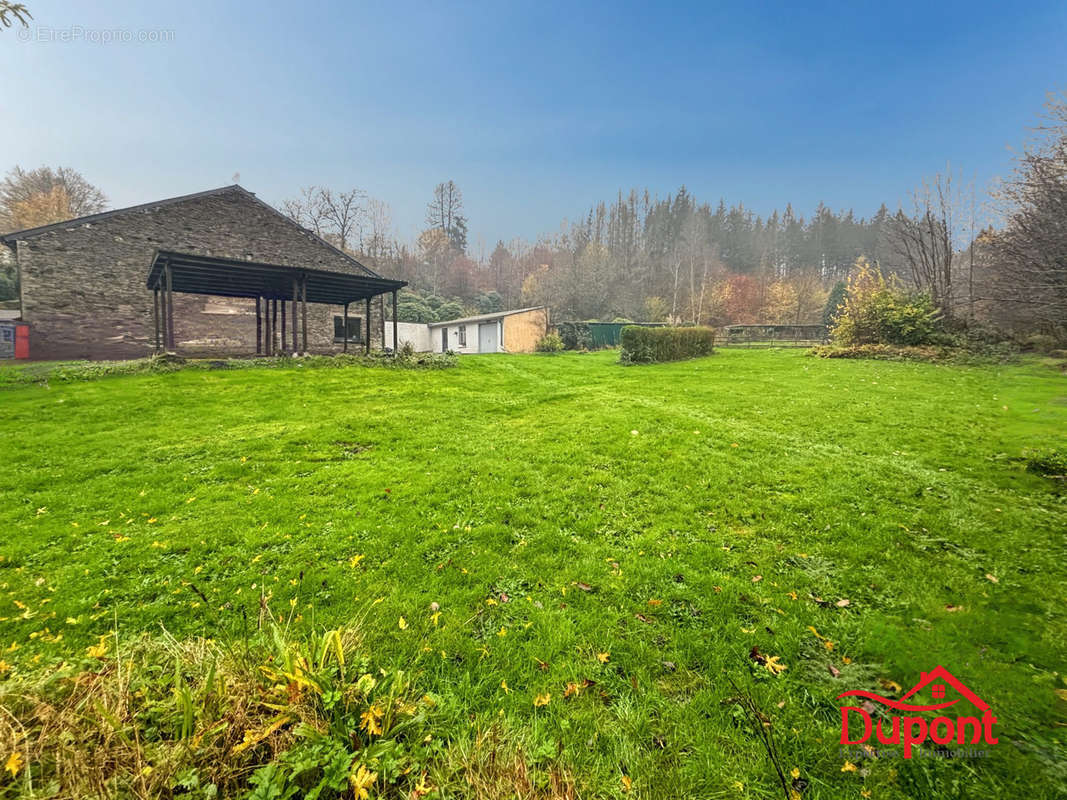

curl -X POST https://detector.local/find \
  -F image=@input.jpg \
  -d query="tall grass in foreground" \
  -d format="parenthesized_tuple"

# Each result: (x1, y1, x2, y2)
(0, 607, 574, 799)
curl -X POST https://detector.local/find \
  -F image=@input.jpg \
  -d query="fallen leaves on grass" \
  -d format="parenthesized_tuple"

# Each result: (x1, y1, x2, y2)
(986, 573, 999, 583)
(533, 693, 551, 707)
(398, 617, 408, 630)
(879, 678, 902, 693)
(841, 761, 858, 772)
(596, 652, 610, 664)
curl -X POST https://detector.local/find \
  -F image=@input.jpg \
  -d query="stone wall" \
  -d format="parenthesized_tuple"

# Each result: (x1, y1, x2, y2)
(5, 187, 390, 360)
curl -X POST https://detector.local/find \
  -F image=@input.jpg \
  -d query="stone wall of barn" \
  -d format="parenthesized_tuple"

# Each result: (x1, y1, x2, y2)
(6, 187, 388, 360)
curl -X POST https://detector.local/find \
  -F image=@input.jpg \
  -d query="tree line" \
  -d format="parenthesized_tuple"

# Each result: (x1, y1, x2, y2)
(1, 93, 1063, 340)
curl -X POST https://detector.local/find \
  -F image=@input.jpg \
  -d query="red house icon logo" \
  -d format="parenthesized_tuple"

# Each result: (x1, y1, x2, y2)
(837, 666, 997, 758)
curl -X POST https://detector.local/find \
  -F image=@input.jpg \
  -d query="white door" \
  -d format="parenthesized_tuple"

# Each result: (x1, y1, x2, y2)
(478, 322, 499, 353)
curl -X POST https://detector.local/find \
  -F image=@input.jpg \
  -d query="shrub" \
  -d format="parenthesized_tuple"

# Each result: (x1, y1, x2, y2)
(554, 322, 592, 351)
(535, 332, 564, 353)
(1023, 333, 1058, 354)
(620, 326, 715, 364)
(831, 262, 940, 346)
(808, 343, 1017, 365)
(1023, 447, 1067, 477)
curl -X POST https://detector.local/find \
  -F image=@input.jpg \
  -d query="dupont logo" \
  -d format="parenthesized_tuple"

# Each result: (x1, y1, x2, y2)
(837, 665, 998, 759)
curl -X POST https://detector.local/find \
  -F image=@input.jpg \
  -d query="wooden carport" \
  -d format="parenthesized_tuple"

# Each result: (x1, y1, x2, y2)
(146, 250, 406, 355)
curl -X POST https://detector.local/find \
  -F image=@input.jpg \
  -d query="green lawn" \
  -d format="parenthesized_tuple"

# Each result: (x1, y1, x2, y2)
(1, 350, 1065, 798)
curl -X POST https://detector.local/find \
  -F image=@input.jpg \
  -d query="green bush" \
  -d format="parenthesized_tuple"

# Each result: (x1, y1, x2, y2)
(620, 326, 715, 364)
(1023, 333, 1058, 354)
(535, 332, 564, 353)
(831, 262, 940, 346)
(554, 322, 592, 350)
(1023, 447, 1067, 477)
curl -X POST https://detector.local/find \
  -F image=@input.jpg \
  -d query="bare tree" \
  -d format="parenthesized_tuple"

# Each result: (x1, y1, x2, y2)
(0, 166, 107, 232)
(317, 188, 366, 253)
(281, 186, 329, 237)
(884, 170, 967, 314)
(426, 181, 468, 253)
(982, 93, 1067, 337)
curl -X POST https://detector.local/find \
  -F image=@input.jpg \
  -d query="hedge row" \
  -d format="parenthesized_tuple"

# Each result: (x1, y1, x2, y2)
(620, 325, 716, 364)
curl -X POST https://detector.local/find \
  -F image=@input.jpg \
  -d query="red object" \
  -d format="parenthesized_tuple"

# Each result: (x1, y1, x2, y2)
(14, 323, 29, 359)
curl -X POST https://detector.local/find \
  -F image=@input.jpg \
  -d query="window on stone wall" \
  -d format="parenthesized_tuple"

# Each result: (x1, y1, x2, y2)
(458, 325, 467, 347)
(333, 316, 363, 343)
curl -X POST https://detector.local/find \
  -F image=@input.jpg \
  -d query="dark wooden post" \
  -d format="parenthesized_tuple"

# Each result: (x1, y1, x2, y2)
(164, 260, 174, 351)
(379, 295, 385, 351)
(364, 297, 371, 354)
(292, 278, 298, 353)
(391, 290, 398, 356)
(255, 297, 262, 355)
(152, 286, 160, 353)
(280, 294, 287, 353)
(342, 302, 349, 353)
(271, 299, 278, 355)
(301, 276, 308, 353)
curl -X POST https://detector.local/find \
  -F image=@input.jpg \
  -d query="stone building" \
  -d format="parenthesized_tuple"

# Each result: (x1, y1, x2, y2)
(0, 185, 405, 360)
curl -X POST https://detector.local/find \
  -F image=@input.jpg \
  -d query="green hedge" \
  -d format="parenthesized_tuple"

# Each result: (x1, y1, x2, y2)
(620, 326, 716, 364)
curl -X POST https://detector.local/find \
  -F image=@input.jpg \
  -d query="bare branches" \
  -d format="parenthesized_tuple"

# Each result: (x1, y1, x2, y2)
(0, 2, 31, 29)
(281, 186, 388, 256)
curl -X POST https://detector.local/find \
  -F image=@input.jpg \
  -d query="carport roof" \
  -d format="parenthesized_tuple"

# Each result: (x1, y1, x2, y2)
(146, 250, 406, 304)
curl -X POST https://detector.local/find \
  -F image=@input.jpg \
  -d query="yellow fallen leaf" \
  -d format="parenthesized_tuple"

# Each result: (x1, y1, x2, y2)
(841, 760, 857, 772)
(348, 554, 365, 568)
(360, 705, 383, 737)
(349, 763, 377, 800)
(500, 679, 510, 694)
(86, 634, 110, 659)
(878, 678, 902, 693)
(790, 767, 800, 779)
(398, 617, 408, 630)
(533, 692, 551, 707)
(621, 774, 632, 793)
(765, 655, 787, 675)
(985, 573, 999, 584)
(4, 751, 23, 777)
(597, 652, 610, 663)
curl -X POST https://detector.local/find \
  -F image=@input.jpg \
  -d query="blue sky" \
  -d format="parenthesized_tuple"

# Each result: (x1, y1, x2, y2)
(2, 0, 1064, 251)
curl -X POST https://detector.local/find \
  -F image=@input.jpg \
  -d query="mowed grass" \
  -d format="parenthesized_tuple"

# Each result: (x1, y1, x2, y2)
(1, 350, 1065, 799)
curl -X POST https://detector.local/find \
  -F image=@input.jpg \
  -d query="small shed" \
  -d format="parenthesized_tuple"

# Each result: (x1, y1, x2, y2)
(427, 307, 549, 354)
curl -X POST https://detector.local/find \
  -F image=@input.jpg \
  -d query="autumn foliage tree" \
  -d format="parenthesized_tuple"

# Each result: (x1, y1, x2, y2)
(0, 166, 107, 233)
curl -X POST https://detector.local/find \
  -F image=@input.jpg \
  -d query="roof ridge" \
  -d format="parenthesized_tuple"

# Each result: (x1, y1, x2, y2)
(1, 184, 383, 279)
(0, 185, 244, 241)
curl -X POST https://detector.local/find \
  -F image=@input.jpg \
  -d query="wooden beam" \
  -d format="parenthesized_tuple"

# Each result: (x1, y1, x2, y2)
(343, 302, 349, 353)
(364, 297, 371, 354)
(392, 290, 398, 356)
(292, 278, 299, 353)
(301, 276, 308, 353)
(280, 294, 287, 352)
(152, 287, 160, 353)
(255, 296, 262, 355)
(165, 259, 174, 351)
